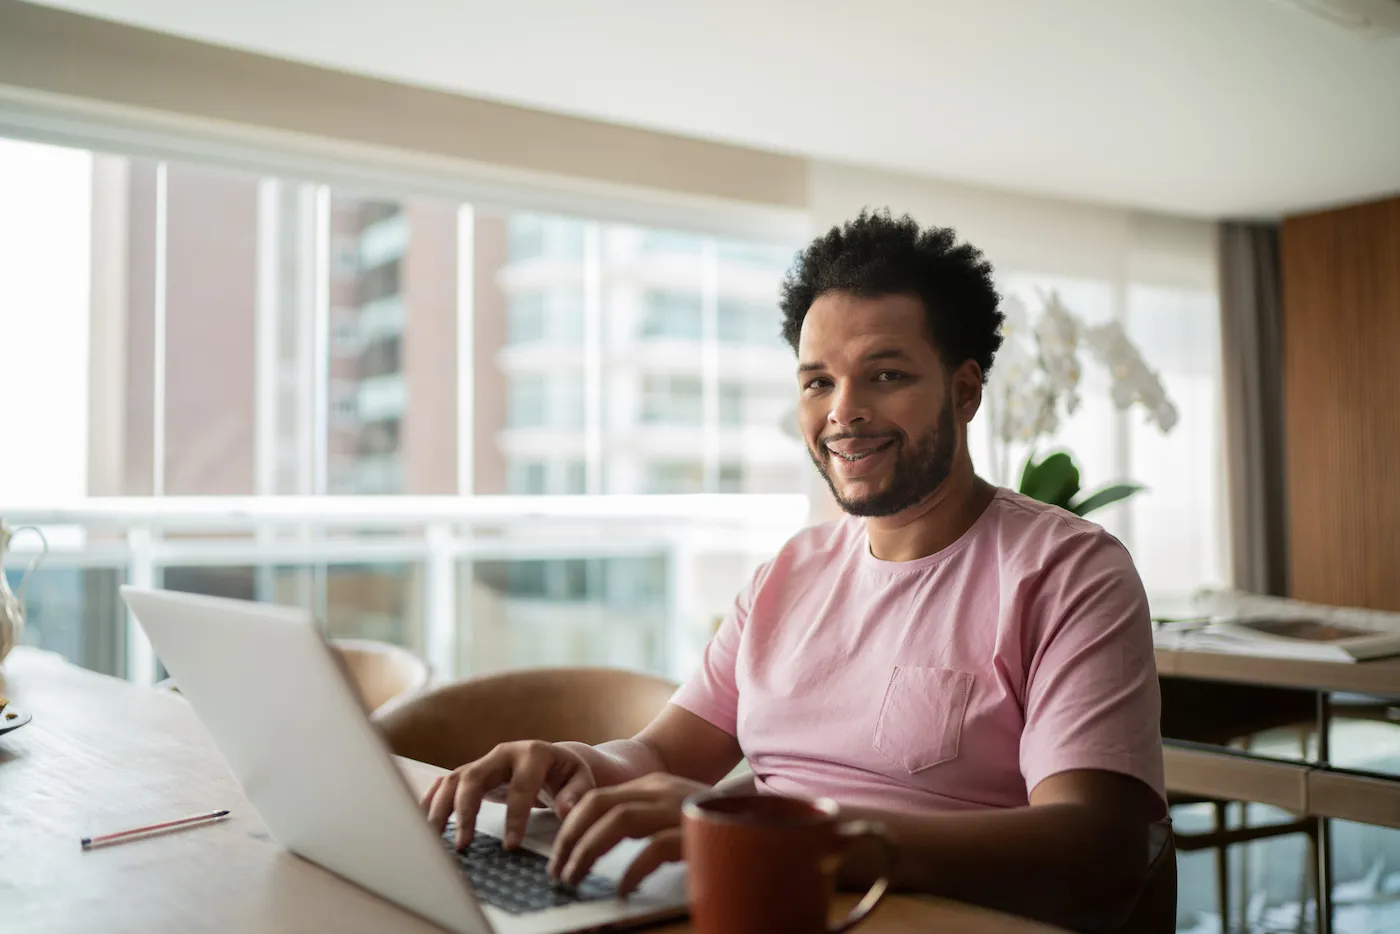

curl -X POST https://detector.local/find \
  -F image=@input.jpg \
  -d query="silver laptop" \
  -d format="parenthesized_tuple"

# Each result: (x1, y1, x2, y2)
(120, 585, 689, 934)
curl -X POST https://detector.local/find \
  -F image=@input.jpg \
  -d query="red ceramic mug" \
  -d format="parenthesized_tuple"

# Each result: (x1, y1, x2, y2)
(681, 792, 895, 934)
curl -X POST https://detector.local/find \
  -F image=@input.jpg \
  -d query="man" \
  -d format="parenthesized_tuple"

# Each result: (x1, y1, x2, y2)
(423, 211, 1166, 932)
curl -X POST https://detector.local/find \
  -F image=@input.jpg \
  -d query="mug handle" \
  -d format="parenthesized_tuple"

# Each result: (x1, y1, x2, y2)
(828, 819, 895, 934)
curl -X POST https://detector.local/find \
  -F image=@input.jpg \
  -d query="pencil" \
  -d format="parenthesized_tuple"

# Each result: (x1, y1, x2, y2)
(80, 809, 231, 850)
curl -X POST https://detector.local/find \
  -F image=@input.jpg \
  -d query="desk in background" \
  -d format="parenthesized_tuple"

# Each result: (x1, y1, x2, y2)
(1157, 648, 1400, 934)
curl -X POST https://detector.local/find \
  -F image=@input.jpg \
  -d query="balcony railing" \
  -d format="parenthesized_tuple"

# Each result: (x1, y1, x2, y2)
(1, 494, 809, 687)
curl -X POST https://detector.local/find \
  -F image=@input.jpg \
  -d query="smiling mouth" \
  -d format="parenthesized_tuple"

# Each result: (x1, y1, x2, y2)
(826, 439, 897, 462)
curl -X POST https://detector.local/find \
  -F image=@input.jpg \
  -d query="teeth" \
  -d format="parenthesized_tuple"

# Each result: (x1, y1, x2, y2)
(830, 441, 892, 461)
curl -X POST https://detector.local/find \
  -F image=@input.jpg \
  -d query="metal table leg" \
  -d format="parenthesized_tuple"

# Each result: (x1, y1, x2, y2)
(1315, 691, 1332, 934)
(1315, 815, 1332, 934)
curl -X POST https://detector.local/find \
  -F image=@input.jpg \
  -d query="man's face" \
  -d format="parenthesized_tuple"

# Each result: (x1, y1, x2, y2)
(797, 292, 959, 518)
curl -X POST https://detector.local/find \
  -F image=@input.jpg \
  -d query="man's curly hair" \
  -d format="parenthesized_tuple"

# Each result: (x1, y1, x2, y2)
(779, 210, 1004, 380)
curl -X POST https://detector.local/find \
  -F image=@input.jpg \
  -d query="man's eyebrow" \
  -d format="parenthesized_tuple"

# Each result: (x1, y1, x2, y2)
(797, 348, 913, 374)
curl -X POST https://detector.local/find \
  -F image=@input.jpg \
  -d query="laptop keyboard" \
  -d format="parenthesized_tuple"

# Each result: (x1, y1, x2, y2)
(442, 824, 616, 915)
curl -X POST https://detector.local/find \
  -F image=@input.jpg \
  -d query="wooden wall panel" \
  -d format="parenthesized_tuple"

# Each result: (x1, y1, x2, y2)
(1281, 196, 1400, 610)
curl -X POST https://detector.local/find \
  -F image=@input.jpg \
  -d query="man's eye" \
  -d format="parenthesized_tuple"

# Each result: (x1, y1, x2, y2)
(804, 378, 831, 390)
(875, 371, 906, 382)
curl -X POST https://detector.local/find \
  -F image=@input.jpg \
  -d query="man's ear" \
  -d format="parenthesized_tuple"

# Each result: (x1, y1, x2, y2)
(952, 361, 984, 421)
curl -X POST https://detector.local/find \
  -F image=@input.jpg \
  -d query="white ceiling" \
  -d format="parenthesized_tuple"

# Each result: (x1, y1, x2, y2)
(26, 0, 1400, 218)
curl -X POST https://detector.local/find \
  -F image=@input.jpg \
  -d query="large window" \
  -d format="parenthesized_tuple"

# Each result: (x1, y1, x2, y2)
(0, 134, 805, 691)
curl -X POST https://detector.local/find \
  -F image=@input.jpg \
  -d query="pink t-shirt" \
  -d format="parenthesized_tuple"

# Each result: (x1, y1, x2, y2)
(672, 488, 1166, 815)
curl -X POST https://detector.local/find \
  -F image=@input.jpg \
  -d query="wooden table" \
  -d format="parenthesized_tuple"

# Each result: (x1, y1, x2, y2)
(0, 648, 1064, 934)
(1156, 647, 1400, 696)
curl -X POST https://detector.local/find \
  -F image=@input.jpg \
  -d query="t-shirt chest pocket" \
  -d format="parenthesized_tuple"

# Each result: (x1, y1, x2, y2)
(872, 665, 974, 773)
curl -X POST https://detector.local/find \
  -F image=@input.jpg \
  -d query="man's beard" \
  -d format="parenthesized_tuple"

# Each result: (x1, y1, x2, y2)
(809, 397, 958, 518)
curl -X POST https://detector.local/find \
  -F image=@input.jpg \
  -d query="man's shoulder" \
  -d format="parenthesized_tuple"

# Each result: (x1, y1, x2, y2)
(987, 488, 1135, 567)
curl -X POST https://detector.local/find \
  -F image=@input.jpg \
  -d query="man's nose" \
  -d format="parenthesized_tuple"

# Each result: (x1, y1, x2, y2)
(827, 384, 872, 427)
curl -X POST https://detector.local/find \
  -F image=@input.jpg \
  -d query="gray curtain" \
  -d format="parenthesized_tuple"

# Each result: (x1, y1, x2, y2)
(1218, 222, 1288, 596)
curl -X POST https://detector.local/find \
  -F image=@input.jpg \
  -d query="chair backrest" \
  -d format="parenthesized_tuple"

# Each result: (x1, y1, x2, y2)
(330, 638, 431, 713)
(1114, 820, 1177, 934)
(372, 666, 678, 770)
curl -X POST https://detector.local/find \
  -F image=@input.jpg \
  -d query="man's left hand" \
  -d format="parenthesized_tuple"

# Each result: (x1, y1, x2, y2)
(547, 772, 707, 895)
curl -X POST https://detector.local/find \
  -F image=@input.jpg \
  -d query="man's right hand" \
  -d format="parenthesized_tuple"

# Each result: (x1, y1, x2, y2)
(421, 741, 597, 851)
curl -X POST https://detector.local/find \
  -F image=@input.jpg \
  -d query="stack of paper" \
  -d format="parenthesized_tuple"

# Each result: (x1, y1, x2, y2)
(1152, 615, 1400, 663)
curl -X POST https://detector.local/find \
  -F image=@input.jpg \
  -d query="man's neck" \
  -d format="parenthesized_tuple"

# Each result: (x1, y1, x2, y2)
(863, 468, 997, 563)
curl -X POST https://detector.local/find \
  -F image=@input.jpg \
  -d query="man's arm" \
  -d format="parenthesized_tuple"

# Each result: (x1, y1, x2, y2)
(557, 704, 744, 791)
(838, 769, 1158, 933)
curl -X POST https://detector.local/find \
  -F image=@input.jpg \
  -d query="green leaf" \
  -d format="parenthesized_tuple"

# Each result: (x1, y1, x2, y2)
(1019, 452, 1080, 508)
(1071, 483, 1145, 516)
(1018, 452, 1038, 495)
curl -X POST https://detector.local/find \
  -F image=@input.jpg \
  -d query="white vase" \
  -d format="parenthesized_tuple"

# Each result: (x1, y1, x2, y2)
(0, 522, 47, 664)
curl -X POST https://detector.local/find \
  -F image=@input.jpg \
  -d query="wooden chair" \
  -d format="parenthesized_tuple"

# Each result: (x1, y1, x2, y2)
(156, 638, 430, 715)
(1113, 821, 1178, 934)
(330, 638, 431, 713)
(373, 666, 679, 770)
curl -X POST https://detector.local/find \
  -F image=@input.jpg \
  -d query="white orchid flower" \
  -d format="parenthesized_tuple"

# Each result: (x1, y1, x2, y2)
(980, 292, 1177, 485)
